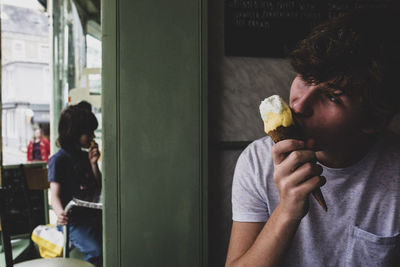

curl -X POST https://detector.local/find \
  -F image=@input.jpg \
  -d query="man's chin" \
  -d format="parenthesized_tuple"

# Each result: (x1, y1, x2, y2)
(312, 146, 323, 152)
(304, 137, 323, 152)
(308, 142, 322, 152)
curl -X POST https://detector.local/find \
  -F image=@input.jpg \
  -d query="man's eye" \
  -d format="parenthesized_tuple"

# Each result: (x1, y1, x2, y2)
(326, 93, 340, 103)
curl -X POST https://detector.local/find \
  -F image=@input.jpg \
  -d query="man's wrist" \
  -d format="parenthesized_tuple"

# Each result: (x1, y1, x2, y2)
(274, 203, 302, 226)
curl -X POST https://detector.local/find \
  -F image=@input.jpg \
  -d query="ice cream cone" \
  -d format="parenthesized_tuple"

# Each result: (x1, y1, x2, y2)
(312, 186, 327, 212)
(267, 125, 303, 143)
(260, 95, 328, 212)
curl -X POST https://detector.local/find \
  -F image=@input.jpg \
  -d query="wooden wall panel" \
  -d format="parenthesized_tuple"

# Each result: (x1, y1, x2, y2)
(103, 0, 207, 266)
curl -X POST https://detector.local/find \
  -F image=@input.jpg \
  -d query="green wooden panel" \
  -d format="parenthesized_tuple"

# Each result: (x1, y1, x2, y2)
(102, 0, 207, 266)
(102, 0, 120, 266)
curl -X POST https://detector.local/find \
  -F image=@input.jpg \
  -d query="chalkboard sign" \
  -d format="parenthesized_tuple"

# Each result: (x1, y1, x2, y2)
(225, 0, 394, 57)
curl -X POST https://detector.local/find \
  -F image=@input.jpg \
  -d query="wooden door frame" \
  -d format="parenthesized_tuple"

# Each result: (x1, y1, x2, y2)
(101, 0, 208, 265)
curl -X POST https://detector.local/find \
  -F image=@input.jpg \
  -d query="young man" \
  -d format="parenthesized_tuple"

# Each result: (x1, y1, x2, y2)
(226, 9, 400, 267)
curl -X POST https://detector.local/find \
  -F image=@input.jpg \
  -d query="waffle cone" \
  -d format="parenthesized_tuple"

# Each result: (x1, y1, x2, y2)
(267, 125, 303, 143)
(312, 188, 327, 212)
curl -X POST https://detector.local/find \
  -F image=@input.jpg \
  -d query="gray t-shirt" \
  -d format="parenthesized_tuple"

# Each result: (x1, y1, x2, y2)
(232, 131, 400, 267)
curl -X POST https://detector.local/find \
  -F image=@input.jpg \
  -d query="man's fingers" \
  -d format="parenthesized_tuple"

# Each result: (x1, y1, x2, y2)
(277, 162, 322, 191)
(277, 150, 317, 177)
(272, 139, 305, 165)
(293, 175, 325, 198)
(291, 162, 323, 185)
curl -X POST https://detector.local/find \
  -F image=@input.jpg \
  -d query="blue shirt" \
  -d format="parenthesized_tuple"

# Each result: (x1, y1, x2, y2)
(48, 148, 99, 209)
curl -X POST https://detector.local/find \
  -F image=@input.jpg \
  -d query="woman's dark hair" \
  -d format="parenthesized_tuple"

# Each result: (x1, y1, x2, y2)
(289, 8, 400, 126)
(57, 103, 98, 150)
(76, 100, 92, 112)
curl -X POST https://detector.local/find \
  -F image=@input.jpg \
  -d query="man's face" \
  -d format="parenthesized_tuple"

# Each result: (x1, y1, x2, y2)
(289, 75, 365, 151)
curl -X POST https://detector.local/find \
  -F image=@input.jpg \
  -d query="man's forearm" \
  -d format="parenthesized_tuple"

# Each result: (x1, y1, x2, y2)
(230, 204, 300, 267)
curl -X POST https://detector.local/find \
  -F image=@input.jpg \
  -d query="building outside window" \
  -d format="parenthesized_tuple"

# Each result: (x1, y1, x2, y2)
(1, 0, 51, 164)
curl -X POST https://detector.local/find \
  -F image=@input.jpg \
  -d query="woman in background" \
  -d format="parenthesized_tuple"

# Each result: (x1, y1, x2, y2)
(27, 128, 50, 162)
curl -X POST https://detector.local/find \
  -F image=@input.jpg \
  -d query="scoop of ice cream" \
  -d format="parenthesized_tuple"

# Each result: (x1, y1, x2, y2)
(259, 95, 294, 133)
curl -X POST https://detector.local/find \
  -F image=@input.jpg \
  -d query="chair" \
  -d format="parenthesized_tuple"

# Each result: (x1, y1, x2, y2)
(0, 187, 14, 266)
(0, 165, 94, 267)
(0, 187, 53, 267)
(13, 258, 94, 267)
(0, 164, 43, 266)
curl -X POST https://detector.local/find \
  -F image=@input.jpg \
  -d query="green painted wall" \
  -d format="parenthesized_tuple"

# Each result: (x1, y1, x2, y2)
(102, 0, 207, 266)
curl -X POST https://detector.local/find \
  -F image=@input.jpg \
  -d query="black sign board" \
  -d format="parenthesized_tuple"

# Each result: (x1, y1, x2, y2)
(225, 0, 394, 57)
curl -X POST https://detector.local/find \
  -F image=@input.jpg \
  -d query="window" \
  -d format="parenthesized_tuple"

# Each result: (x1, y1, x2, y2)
(12, 40, 26, 61)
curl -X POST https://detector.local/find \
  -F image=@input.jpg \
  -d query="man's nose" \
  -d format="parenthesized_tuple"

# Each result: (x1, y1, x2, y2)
(291, 88, 316, 117)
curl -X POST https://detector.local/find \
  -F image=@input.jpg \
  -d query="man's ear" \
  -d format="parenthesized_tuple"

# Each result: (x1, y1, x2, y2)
(362, 127, 379, 134)
(362, 117, 391, 134)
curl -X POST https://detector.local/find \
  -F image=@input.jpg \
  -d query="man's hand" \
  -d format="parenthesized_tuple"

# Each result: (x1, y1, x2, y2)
(272, 139, 325, 221)
(88, 141, 101, 164)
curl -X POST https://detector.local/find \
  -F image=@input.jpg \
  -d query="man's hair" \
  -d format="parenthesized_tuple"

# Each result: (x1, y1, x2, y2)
(289, 8, 400, 126)
(57, 104, 98, 150)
